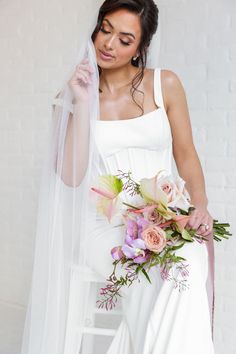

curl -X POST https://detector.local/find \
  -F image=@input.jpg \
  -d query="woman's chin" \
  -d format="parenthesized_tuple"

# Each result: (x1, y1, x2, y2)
(96, 58, 115, 68)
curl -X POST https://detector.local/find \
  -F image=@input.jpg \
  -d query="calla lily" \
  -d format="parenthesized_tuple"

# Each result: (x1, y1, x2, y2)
(157, 215, 190, 231)
(173, 215, 191, 231)
(140, 171, 168, 206)
(91, 175, 123, 222)
(130, 204, 159, 214)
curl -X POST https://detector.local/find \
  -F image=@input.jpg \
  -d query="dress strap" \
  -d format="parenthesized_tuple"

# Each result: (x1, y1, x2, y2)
(154, 68, 165, 109)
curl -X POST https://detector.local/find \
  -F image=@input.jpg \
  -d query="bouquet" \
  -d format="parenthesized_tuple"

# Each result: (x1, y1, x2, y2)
(91, 170, 231, 310)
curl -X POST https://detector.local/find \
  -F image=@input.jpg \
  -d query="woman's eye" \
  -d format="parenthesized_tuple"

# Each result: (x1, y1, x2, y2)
(120, 40, 130, 46)
(100, 27, 110, 34)
(100, 27, 130, 46)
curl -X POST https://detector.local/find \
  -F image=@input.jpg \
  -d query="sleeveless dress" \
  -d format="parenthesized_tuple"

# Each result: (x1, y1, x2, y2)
(87, 67, 215, 354)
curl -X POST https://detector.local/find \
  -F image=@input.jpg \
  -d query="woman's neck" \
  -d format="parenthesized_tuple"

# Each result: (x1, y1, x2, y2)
(99, 65, 141, 95)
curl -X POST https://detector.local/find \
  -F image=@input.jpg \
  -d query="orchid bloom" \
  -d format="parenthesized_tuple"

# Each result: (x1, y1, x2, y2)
(111, 246, 124, 261)
(122, 238, 149, 264)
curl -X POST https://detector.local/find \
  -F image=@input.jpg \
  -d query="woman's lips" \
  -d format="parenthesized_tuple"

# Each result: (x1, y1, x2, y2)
(99, 50, 114, 60)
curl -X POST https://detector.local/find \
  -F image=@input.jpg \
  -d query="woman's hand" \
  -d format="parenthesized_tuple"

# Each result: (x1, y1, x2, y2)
(67, 58, 95, 103)
(186, 205, 213, 237)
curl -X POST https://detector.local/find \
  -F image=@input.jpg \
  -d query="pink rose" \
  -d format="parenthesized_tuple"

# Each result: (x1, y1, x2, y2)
(141, 225, 167, 253)
(156, 174, 192, 211)
(143, 205, 166, 225)
(140, 171, 192, 212)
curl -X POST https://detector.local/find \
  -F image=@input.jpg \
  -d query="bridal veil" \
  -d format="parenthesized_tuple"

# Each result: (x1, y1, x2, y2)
(20, 1, 214, 353)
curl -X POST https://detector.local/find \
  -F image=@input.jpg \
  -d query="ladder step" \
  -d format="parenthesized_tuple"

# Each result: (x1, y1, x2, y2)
(82, 327, 117, 336)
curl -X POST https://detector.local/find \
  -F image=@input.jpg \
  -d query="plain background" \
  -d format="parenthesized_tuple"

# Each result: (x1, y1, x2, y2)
(0, 0, 235, 353)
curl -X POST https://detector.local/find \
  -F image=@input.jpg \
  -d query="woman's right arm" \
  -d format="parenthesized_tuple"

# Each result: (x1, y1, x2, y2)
(54, 58, 95, 187)
(61, 101, 90, 187)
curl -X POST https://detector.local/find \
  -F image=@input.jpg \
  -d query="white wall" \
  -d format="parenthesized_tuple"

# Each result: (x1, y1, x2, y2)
(0, 0, 235, 353)
(158, 1, 236, 353)
(160, 0, 236, 354)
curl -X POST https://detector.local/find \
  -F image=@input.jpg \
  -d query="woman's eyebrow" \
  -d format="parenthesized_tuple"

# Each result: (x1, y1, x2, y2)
(103, 18, 136, 39)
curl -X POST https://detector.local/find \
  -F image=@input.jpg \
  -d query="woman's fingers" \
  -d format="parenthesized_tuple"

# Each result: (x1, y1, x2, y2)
(76, 61, 95, 73)
(77, 71, 89, 82)
(186, 213, 200, 230)
(75, 65, 93, 84)
(197, 220, 213, 236)
(186, 208, 213, 237)
(71, 68, 92, 85)
(67, 58, 94, 101)
(76, 65, 94, 74)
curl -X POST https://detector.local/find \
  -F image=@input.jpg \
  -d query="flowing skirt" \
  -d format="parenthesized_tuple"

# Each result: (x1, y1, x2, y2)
(87, 217, 215, 354)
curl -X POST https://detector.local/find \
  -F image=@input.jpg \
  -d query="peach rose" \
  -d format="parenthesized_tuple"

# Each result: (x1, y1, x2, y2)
(141, 225, 167, 253)
(143, 205, 166, 225)
(156, 175, 179, 203)
(158, 175, 192, 211)
(140, 170, 192, 211)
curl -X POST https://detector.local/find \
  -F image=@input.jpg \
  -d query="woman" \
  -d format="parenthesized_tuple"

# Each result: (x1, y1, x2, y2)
(20, 1, 215, 353)
(66, 1, 215, 353)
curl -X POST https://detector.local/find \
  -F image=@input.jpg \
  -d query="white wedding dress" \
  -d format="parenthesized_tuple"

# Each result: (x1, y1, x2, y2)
(87, 67, 215, 354)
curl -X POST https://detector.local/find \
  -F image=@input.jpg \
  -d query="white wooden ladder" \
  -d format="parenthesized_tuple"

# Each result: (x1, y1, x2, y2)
(65, 264, 122, 354)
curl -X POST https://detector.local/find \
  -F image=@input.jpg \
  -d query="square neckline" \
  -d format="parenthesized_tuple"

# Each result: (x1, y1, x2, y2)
(97, 68, 161, 123)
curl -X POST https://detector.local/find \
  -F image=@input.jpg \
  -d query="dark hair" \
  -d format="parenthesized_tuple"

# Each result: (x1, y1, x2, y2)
(91, 0, 159, 116)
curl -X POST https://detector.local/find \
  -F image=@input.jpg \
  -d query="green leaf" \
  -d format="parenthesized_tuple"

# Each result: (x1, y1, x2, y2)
(114, 176, 124, 193)
(142, 268, 152, 283)
(169, 242, 185, 251)
(149, 260, 161, 268)
(181, 229, 194, 241)
(135, 264, 143, 274)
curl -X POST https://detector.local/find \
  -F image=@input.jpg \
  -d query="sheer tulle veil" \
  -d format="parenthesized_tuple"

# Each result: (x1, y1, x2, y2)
(20, 1, 214, 353)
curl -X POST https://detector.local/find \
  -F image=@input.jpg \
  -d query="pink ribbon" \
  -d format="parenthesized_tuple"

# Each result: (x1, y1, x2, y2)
(206, 231, 215, 340)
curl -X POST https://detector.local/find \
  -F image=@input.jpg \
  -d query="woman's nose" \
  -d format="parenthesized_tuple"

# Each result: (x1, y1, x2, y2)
(104, 35, 116, 50)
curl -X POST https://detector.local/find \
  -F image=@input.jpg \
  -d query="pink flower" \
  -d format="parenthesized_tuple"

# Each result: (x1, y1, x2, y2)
(121, 238, 149, 264)
(140, 171, 192, 212)
(111, 246, 125, 260)
(141, 225, 167, 253)
(91, 174, 123, 222)
(126, 219, 138, 238)
(157, 174, 192, 211)
(173, 215, 191, 231)
(142, 204, 166, 225)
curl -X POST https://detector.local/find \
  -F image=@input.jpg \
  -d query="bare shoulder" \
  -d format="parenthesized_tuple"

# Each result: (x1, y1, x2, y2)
(160, 69, 187, 111)
(161, 69, 185, 93)
(145, 67, 182, 87)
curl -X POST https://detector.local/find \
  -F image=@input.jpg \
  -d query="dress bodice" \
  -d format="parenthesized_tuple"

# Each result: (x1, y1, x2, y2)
(94, 67, 173, 184)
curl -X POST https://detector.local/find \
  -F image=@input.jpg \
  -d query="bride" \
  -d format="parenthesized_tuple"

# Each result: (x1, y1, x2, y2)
(20, 0, 215, 353)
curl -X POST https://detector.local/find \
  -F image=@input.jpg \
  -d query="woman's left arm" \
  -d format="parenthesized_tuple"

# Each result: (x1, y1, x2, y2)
(162, 70, 213, 237)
